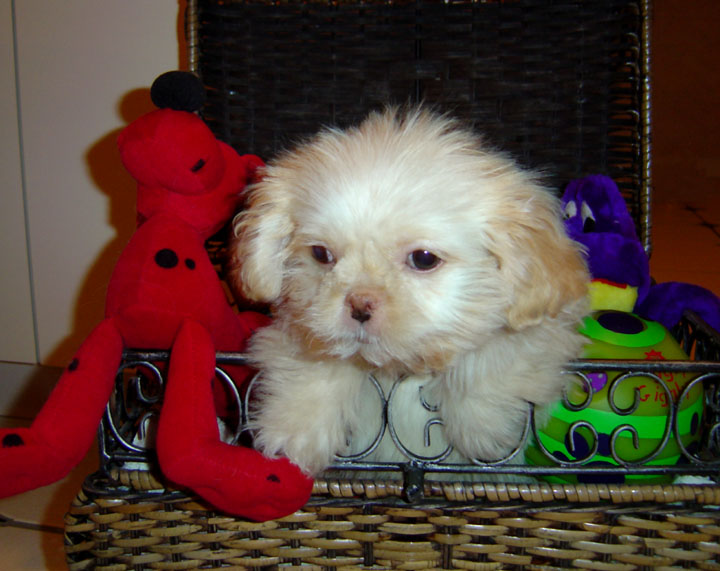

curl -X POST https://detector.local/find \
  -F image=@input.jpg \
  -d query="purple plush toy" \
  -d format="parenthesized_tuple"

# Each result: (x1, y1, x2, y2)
(561, 174, 720, 333)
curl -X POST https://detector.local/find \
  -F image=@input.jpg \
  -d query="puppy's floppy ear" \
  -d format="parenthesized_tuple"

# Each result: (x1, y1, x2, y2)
(230, 174, 294, 303)
(488, 183, 588, 330)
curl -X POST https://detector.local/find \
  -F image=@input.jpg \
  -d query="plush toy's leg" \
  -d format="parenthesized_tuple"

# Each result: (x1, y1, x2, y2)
(156, 319, 313, 521)
(211, 310, 272, 417)
(0, 318, 124, 498)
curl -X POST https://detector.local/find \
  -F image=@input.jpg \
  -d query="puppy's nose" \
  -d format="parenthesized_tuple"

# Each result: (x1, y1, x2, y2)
(346, 293, 376, 324)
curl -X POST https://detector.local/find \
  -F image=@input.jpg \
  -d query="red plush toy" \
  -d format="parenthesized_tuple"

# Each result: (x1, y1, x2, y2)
(0, 71, 313, 521)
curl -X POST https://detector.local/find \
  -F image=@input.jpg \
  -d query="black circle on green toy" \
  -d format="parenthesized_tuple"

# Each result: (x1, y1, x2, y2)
(579, 310, 665, 348)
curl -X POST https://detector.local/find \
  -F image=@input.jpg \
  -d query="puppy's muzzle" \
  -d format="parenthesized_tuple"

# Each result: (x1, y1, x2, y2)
(346, 292, 379, 324)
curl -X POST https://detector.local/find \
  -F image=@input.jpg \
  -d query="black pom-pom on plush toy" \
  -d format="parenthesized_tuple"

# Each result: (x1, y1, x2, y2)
(150, 70, 206, 112)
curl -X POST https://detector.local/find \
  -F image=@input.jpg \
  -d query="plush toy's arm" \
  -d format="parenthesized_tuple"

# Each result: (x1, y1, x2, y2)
(0, 318, 124, 497)
(156, 318, 313, 521)
(637, 281, 720, 333)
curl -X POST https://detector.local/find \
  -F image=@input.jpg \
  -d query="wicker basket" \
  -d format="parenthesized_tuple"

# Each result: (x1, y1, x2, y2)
(64, 319, 720, 570)
(65, 475, 720, 570)
(187, 0, 652, 253)
(64, 1, 720, 569)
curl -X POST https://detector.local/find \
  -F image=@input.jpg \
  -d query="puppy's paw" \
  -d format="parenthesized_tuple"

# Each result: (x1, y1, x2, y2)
(253, 421, 346, 476)
(247, 324, 373, 476)
(441, 398, 529, 463)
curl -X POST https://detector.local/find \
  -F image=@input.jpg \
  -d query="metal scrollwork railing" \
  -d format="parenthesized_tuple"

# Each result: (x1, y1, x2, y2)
(99, 350, 248, 468)
(99, 313, 720, 493)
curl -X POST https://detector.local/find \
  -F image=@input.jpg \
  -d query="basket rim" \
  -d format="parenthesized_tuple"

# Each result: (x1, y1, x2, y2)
(100, 468, 720, 509)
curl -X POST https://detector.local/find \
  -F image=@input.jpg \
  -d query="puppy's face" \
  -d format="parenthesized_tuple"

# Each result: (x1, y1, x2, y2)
(232, 109, 588, 373)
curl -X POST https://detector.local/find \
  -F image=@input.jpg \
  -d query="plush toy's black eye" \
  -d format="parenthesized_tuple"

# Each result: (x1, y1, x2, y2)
(581, 201, 596, 233)
(407, 250, 442, 271)
(191, 159, 206, 173)
(311, 245, 335, 265)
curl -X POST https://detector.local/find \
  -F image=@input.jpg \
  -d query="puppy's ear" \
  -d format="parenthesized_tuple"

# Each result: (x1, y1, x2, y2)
(230, 175, 293, 303)
(488, 185, 588, 330)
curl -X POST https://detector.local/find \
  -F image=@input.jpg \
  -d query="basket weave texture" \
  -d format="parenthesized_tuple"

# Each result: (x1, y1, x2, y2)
(192, 0, 651, 248)
(65, 470, 720, 570)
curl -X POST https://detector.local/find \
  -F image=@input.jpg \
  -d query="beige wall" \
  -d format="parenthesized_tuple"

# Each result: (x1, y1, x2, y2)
(1, 0, 184, 369)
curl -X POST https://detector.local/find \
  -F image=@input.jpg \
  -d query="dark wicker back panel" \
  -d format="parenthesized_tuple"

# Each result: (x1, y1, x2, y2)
(192, 0, 649, 239)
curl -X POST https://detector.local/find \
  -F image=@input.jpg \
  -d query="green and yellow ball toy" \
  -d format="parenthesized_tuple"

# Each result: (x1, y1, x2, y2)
(525, 310, 704, 484)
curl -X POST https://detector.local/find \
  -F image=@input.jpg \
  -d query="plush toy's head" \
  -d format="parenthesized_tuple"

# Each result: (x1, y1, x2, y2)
(561, 175, 651, 307)
(562, 175, 638, 239)
(117, 71, 263, 239)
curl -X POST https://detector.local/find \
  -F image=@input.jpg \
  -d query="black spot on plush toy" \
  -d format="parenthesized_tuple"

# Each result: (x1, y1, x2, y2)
(0, 71, 312, 521)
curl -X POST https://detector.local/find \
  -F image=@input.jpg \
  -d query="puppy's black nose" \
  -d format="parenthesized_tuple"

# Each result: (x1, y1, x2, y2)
(346, 292, 377, 324)
(351, 306, 372, 323)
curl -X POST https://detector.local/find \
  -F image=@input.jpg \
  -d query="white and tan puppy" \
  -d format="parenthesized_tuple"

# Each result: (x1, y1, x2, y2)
(231, 107, 589, 477)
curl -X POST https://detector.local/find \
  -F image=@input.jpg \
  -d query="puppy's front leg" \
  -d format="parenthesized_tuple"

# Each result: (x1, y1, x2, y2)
(249, 327, 368, 476)
(438, 353, 531, 464)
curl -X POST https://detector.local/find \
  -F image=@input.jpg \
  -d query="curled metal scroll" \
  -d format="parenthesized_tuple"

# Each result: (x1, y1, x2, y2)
(608, 372, 673, 466)
(103, 359, 244, 461)
(104, 360, 165, 455)
(463, 401, 534, 467)
(335, 374, 388, 462)
(561, 370, 596, 411)
(386, 379, 453, 464)
(530, 368, 707, 469)
(676, 373, 720, 464)
(102, 346, 720, 481)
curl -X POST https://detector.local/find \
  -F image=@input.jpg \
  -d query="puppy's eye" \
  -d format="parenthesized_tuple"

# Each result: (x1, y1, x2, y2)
(407, 250, 442, 271)
(311, 245, 335, 265)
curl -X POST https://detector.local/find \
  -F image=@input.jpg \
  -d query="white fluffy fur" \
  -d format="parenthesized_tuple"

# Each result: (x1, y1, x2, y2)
(231, 107, 589, 477)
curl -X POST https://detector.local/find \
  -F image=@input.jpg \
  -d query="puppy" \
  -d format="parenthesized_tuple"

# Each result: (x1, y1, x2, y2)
(231, 107, 589, 478)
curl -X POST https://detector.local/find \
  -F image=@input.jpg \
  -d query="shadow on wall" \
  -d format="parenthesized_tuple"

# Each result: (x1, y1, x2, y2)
(40, 89, 156, 370)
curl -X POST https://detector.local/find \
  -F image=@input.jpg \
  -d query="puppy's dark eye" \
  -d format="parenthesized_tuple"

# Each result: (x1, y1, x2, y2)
(311, 245, 335, 265)
(407, 250, 441, 271)
(191, 158, 206, 173)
